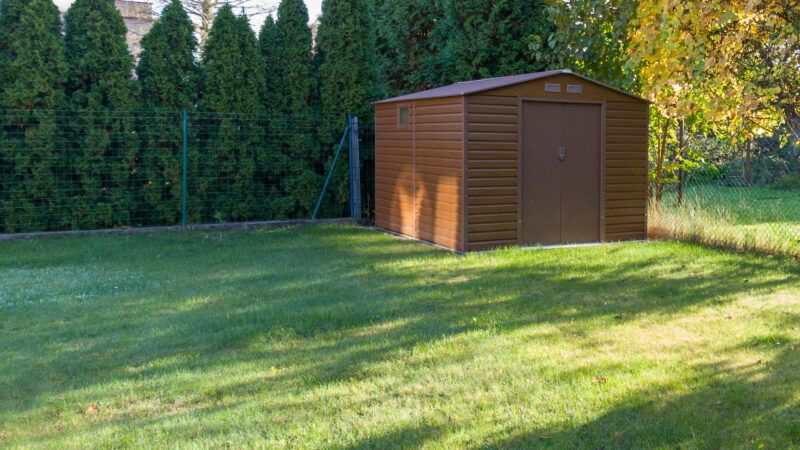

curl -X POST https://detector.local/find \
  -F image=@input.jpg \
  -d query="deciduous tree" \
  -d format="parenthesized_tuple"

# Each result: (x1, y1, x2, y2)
(627, 0, 784, 202)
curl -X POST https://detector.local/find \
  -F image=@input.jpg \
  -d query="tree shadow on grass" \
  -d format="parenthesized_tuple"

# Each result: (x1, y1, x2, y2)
(485, 343, 800, 449)
(0, 226, 798, 445)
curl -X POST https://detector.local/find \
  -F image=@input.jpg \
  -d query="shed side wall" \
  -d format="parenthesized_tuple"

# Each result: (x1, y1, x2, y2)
(375, 97, 465, 251)
(604, 101, 649, 241)
(413, 97, 465, 251)
(375, 103, 415, 237)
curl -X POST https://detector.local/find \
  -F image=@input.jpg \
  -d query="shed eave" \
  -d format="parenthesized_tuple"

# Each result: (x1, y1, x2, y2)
(372, 69, 652, 105)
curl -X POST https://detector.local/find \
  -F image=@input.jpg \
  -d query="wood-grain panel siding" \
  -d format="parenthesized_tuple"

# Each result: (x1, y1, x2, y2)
(375, 103, 415, 238)
(374, 97, 465, 251)
(482, 73, 640, 103)
(465, 95, 519, 250)
(414, 97, 465, 250)
(604, 101, 648, 241)
(377, 72, 648, 252)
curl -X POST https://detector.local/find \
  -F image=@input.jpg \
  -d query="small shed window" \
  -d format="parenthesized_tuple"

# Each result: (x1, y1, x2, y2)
(398, 106, 410, 127)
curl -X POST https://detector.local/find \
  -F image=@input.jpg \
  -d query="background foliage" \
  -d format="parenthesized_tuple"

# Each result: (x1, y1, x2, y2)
(0, 0, 797, 233)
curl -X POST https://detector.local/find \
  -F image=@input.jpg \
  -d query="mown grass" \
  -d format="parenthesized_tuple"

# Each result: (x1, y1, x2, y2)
(650, 184, 800, 257)
(0, 225, 798, 449)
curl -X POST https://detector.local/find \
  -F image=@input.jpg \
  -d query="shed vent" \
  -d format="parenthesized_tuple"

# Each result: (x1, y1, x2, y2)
(544, 83, 561, 93)
(567, 84, 583, 94)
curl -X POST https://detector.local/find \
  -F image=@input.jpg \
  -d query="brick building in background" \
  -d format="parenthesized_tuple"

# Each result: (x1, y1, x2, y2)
(114, 0, 153, 61)
(57, 0, 153, 61)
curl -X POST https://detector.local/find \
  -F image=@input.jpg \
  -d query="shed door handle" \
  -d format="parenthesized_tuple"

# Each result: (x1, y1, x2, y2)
(558, 146, 565, 161)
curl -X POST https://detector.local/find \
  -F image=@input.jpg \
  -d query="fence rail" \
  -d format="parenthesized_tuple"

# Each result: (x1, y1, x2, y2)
(0, 109, 364, 234)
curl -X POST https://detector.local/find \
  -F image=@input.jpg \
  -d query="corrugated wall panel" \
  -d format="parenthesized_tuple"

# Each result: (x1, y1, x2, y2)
(465, 95, 519, 251)
(375, 103, 415, 238)
(377, 73, 648, 252)
(413, 97, 465, 251)
(604, 101, 649, 241)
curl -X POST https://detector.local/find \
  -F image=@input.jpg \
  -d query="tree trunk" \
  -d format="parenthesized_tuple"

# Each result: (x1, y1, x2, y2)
(200, 0, 215, 45)
(653, 118, 671, 205)
(677, 118, 685, 205)
(744, 138, 752, 185)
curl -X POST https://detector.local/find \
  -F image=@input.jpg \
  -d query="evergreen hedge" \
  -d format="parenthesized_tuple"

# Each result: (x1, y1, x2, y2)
(136, 0, 200, 225)
(199, 5, 266, 222)
(64, 0, 138, 228)
(0, 0, 67, 232)
(0, 0, 557, 232)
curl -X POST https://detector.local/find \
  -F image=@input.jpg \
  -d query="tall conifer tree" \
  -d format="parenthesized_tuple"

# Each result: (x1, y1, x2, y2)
(64, 0, 138, 228)
(136, 0, 200, 225)
(273, 0, 318, 217)
(0, 0, 67, 231)
(374, 0, 448, 96)
(315, 0, 380, 214)
(0, 0, 28, 88)
(258, 16, 281, 115)
(200, 5, 265, 221)
(257, 15, 290, 217)
(0, 0, 29, 226)
(440, 0, 554, 83)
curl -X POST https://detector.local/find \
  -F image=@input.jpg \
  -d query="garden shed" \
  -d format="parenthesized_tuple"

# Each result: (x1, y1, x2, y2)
(374, 69, 650, 252)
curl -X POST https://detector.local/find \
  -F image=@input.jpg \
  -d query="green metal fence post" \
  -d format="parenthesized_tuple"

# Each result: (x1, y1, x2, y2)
(181, 108, 188, 228)
(312, 125, 350, 221)
(348, 114, 361, 221)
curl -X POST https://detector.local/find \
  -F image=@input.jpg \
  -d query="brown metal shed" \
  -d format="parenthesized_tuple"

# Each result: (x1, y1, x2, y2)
(373, 69, 650, 252)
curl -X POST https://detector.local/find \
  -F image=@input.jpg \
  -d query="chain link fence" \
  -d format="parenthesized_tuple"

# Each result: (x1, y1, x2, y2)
(649, 137, 800, 258)
(0, 109, 363, 235)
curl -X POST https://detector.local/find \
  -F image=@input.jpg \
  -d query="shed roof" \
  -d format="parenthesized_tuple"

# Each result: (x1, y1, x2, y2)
(374, 69, 649, 104)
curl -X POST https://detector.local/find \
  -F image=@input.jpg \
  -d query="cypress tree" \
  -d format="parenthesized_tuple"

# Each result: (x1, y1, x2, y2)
(315, 0, 380, 215)
(136, 0, 200, 225)
(0, 0, 29, 228)
(257, 15, 289, 217)
(440, 0, 554, 83)
(374, 0, 448, 96)
(64, 0, 138, 228)
(273, 0, 318, 217)
(0, 0, 67, 232)
(0, 0, 28, 87)
(258, 16, 281, 115)
(200, 5, 266, 221)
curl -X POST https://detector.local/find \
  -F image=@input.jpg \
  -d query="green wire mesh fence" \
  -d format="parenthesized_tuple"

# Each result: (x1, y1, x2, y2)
(0, 109, 367, 234)
(649, 140, 800, 258)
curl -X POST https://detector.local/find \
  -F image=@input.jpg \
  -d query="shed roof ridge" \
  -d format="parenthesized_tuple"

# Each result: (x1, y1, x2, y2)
(374, 69, 649, 104)
(452, 69, 570, 86)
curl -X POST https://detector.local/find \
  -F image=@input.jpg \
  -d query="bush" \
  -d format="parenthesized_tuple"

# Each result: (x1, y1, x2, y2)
(774, 174, 800, 191)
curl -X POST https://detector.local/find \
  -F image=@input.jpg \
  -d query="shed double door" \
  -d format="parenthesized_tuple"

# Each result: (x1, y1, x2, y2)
(521, 101, 601, 245)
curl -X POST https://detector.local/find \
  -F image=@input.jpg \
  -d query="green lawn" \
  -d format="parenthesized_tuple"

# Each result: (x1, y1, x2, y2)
(1, 225, 798, 449)
(651, 184, 800, 257)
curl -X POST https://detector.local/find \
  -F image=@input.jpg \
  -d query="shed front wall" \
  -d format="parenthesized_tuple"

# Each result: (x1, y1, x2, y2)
(375, 97, 465, 251)
(465, 73, 649, 251)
